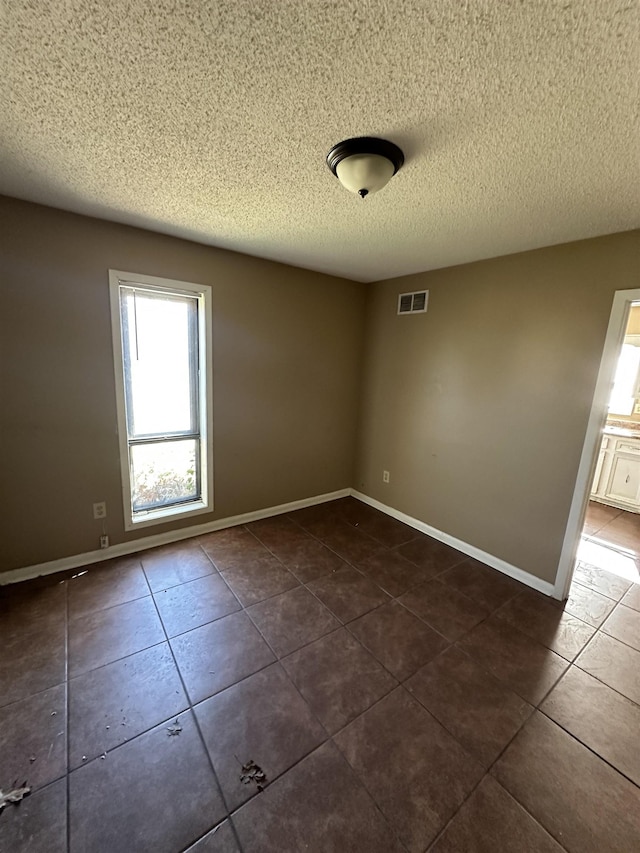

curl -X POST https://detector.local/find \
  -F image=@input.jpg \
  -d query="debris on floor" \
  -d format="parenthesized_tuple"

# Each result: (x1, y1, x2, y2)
(240, 760, 267, 791)
(70, 570, 88, 579)
(0, 784, 31, 811)
(166, 719, 183, 737)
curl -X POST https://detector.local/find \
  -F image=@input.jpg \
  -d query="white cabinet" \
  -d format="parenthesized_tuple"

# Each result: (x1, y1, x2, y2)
(607, 454, 640, 504)
(591, 432, 640, 512)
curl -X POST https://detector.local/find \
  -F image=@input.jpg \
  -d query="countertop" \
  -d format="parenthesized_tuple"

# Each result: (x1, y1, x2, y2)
(604, 419, 640, 437)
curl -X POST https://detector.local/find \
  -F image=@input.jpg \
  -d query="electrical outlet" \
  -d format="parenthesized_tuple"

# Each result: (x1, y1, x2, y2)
(100, 534, 109, 549)
(93, 502, 107, 520)
(383, 470, 390, 483)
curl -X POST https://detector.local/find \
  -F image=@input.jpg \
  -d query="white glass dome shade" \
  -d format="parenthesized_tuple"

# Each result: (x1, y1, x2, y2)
(335, 153, 396, 197)
(326, 137, 404, 199)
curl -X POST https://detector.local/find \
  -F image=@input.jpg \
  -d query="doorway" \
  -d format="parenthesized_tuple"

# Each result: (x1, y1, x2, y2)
(555, 288, 640, 600)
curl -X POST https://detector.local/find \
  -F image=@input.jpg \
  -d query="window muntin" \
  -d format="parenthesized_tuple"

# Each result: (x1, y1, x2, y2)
(110, 271, 213, 529)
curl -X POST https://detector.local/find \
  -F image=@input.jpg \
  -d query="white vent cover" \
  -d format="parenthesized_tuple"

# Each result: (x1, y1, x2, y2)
(398, 290, 428, 315)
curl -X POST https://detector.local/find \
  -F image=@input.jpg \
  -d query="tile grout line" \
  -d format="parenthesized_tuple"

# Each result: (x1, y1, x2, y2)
(324, 739, 413, 853)
(280, 509, 391, 569)
(240, 517, 565, 734)
(446, 591, 640, 716)
(199, 525, 480, 656)
(67, 706, 190, 774)
(184, 517, 420, 849)
(67, 638, 168, 682)
(246, 523, 376, 604)
(184, 549, 411, 848)
(69, 533, 614, 721)
(144, 583, 241, 853)
(597, 626, 640, 655)
(203, 526, 304, 607)
(329, 677, 492, 853)
(536, 703, 640, 792)
(596, 593, 639, 639)
(64, 649, 316, 776)
(144, 541, 219, 592)
(220, 736, 411, 853)
(170, 546, 408, 849)
(0, 677, 71, 714)
(239, 593, 407, 739)
(424, 756, 569, 853)
(480, 699, 634, 850)
(571, 576, 631, 604)
(572, 655, 640, 710)
(188, 641, 411, 852)
(8, 503, 638, 850)
(463, 705, 567, 849)
(247, 511, 489, 643)
(402, 643, 537, 747)
(500, 585, 603, 632)
(154, 580, 245, 642)
(18, 513, 640, 815)
(475, 643, 640, 842)
(223, 521, 401, 653)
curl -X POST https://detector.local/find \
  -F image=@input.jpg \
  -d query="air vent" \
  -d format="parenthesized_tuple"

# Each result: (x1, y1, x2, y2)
(397, 290, 428, 315)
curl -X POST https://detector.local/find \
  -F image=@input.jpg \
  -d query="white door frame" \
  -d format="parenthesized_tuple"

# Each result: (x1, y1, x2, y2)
(554, 287, 640, 600)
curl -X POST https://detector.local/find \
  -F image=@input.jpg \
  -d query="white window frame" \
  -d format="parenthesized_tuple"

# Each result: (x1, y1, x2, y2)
(109, 269, 213, 530)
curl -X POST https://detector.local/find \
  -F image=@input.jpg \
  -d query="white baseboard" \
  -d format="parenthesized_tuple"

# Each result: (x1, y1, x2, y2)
(0, 489, 351, 586)
(350, 490, 556, 598)
(3, 487, 556, 599)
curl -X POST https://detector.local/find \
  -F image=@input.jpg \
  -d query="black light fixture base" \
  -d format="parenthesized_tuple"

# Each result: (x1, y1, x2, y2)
(326, 137, 405, 177)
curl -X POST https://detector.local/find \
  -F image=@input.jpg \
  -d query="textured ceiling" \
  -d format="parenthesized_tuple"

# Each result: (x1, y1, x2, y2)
(1, 1, 638, 282)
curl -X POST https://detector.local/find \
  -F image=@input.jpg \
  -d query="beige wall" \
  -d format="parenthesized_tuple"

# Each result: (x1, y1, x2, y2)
(2, 194, 638, 587)
(355, 231, 640, 584)
(0, 197, 366, 573)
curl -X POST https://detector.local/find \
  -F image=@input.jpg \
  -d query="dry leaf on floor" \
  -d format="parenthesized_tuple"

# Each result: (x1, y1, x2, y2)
(0, 784, 31, 811)
(166, 720, 183, 736)
(239, 760, 268, 791)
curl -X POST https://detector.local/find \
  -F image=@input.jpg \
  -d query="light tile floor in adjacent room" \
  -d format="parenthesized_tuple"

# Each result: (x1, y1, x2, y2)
(1, 497, 640, 852)
(579, 500, 640, 586)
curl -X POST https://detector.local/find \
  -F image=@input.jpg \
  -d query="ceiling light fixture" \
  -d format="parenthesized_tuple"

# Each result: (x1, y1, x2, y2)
(326, 136, 404, 199)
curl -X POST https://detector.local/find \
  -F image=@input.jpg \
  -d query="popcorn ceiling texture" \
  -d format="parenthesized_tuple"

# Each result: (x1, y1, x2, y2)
(1, 1, 638, 282)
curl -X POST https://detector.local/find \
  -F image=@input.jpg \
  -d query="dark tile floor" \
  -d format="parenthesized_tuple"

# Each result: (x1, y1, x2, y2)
(2, 497, 640, 852)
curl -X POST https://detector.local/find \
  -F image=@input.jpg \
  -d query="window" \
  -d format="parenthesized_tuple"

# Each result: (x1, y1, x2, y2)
(609, 343, 640, 416)
(109, 270, 213, 529)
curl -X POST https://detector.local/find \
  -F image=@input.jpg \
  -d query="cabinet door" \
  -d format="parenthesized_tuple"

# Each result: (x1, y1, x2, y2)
(605, 454, 640, 505)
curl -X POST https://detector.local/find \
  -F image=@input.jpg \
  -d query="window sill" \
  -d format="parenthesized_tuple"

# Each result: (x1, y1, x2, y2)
(125, 499, 212, 531)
